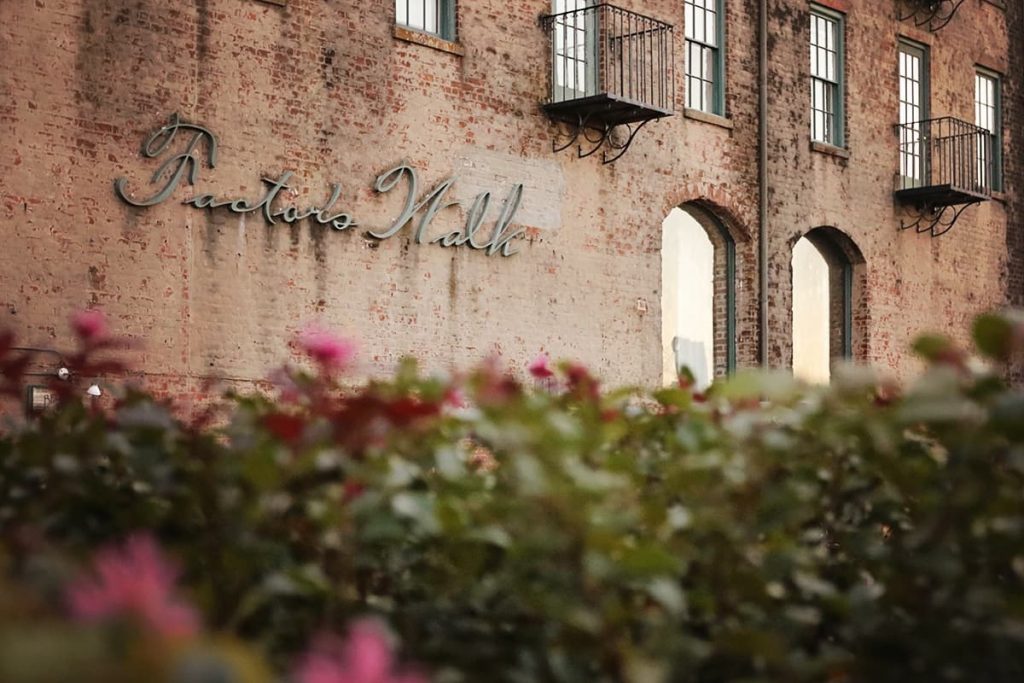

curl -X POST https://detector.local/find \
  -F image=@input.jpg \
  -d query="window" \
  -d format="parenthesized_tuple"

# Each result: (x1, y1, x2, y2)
(898, 40, 928, 186)
(685, 0, 725, 115)
(551, 0, 597, 102)
(975, 69, 1002, 191)
(809, 7, 844, 146)
(396, 0, 455, 41)
(661, 205, 736, 388)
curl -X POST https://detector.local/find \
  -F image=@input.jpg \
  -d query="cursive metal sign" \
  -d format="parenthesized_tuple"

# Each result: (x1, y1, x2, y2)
(115, 114, 526, 257)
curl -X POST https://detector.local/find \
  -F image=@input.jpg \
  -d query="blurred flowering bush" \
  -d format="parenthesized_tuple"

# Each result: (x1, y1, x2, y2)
(1, 311, 1024, 682)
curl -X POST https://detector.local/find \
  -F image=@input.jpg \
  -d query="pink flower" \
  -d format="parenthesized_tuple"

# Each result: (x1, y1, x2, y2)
(566, 362, 600, 401)
(71, 309, 109, 344)
(528, 352, 554, 380)
(67, 534, 199, 638)
(443, 386, 468, 409)
(296, 620, 426, 683)
(299, 325, 357, 371)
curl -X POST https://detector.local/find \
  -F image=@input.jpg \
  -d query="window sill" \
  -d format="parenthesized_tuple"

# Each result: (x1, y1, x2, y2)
(393, 26, 464, 56)
(810, 140, 850, 159)
(683, 108, 734, 130)
(992, 190, 1008, 203)
(254, 0, 286, 5)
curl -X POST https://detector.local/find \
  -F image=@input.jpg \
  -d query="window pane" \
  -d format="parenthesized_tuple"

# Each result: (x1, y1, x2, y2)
(397, 0, 444, 35)
(685, 1, 721, 114)
(426, 0, 437, 33)
(552, 0, 593, 98)
(975, 71, 1000, 189)
(810, 9, 841, 143)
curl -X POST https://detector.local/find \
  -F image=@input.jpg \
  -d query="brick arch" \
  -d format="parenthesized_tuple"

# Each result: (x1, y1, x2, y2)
(683, 198, 753, 244)
(792, 225, 866, 266)
(660, 189, 754, 244)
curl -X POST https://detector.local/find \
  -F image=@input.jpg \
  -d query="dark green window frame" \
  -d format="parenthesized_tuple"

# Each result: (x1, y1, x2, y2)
(723, 229, 737, 373)
(975, 68, 1003, 192)
(841, 261, 853, 359)
(684, 0, 726, 116)
(897, 40, 929, 187)
(809, 5, 844, 147)
(395, 0, 456, 41)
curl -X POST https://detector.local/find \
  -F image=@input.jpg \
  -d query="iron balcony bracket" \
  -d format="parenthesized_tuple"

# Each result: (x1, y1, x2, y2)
(600, 119, 653, 165)
(551, 116, 654, 165)
(899, 201, 980, 237)
(896, 0, 967, 32)
(551, 114, 590, 155)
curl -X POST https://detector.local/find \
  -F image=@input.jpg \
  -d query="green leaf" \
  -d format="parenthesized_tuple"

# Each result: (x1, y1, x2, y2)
(912, 333, 959, 363)
(973, 312, 1016, 361)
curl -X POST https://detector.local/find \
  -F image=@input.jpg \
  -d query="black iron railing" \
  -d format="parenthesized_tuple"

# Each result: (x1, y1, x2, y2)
(894, 116, 994, 202)
(541, 4, 674, 116)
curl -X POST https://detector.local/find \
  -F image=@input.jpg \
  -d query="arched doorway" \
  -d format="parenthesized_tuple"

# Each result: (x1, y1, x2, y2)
(661, 205, 736, 388)
(791, 227, 866, 383)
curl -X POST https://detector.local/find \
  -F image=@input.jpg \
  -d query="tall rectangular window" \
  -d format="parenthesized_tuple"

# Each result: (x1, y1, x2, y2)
(551, 0, 597, 102)
(975, 69, 1002, 191)
(809, 7, 843, 146)
(396, 0, 455, 41)
(898, 40, 928, 186)
(685, 0, 724, 115)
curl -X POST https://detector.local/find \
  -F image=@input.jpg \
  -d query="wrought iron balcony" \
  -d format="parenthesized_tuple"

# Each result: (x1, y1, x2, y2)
(540, 4, 675, 163)
(894, 116, 993, 235)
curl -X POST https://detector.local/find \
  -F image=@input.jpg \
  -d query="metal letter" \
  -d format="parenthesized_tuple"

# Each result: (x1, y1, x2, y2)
(115, 113, 218, 207)
(487, 184, 526, 257)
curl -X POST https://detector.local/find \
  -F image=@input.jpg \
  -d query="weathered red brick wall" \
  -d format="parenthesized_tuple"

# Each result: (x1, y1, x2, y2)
(1006, 0, 1023, 302)
(1005, 0, 1023, 381)
(0, 0, 1016, 403)
(765, 0, 1013, 376)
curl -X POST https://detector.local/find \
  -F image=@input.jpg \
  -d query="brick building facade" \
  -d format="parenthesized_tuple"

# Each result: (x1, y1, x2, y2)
(0, 0, 1020, 399)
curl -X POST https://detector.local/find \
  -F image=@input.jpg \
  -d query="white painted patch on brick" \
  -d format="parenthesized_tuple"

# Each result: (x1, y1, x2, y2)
(453, 148, 564, 231)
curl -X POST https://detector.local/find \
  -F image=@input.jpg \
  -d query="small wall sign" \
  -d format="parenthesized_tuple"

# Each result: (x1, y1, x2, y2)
(115, 114, 526, 257)
(26, 385, 57, 415)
